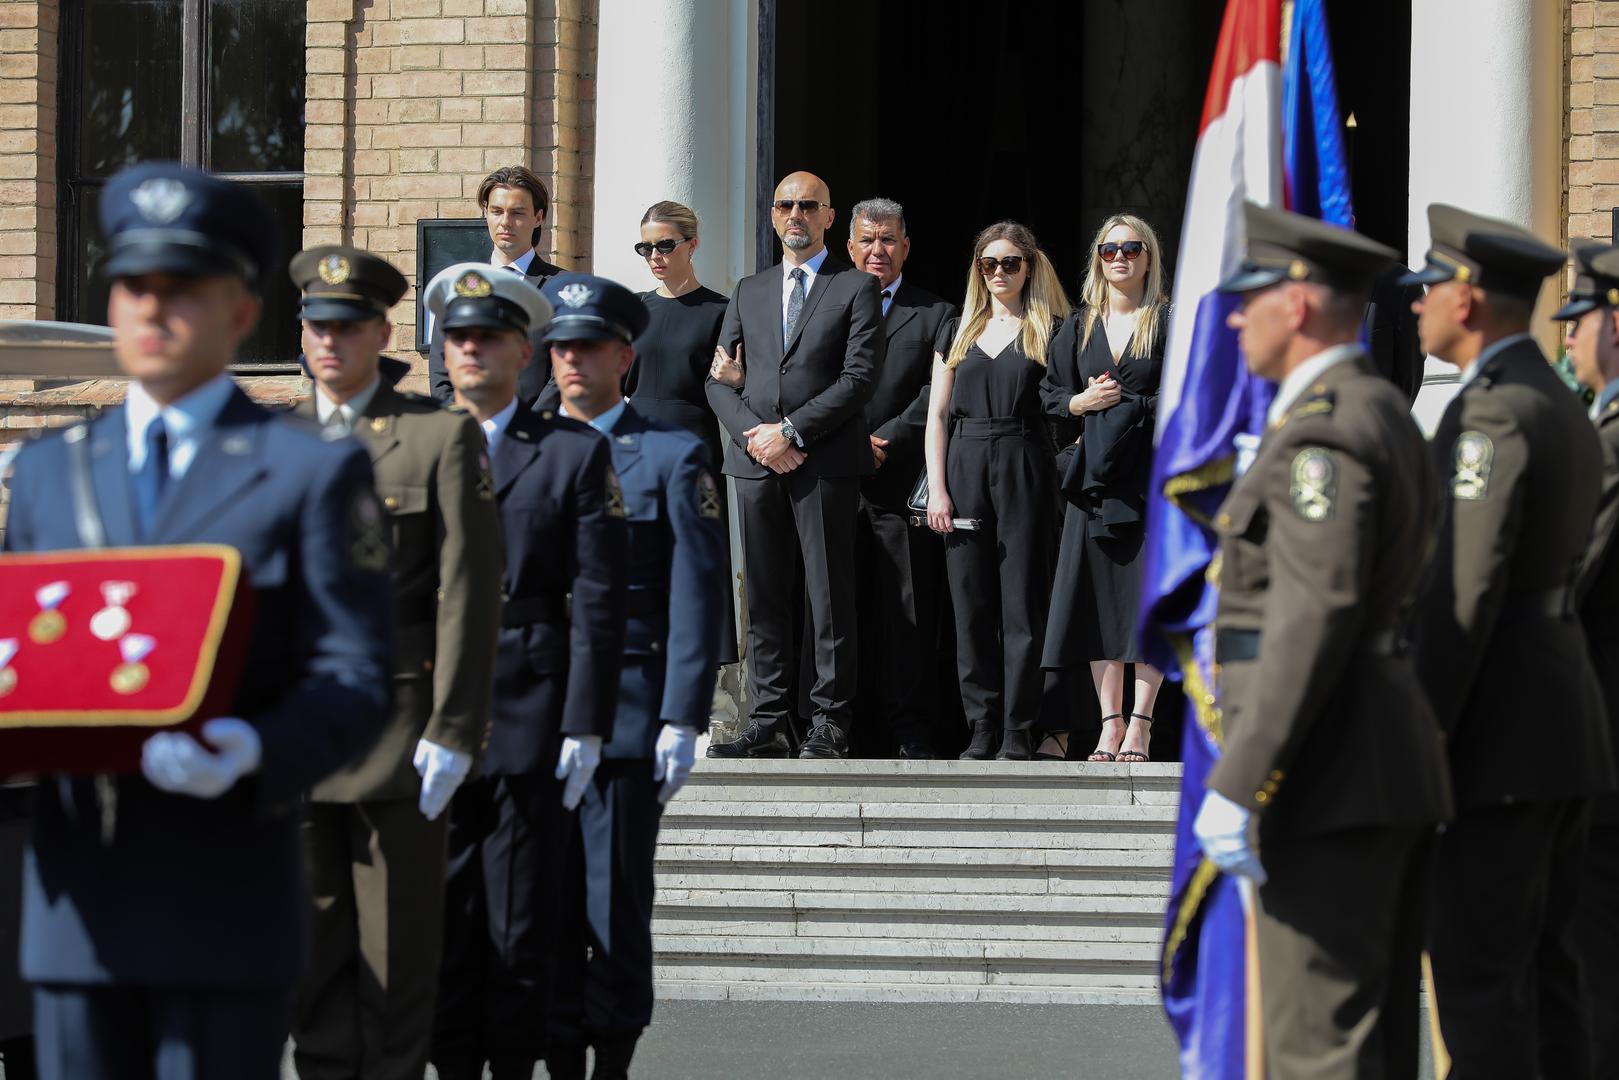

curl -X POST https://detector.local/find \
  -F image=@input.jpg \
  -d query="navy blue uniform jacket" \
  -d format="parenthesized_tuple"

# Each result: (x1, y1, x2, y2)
(486, 406, 628, 774)
(1, 386, 393, 987)
(602, 405, 723, 758)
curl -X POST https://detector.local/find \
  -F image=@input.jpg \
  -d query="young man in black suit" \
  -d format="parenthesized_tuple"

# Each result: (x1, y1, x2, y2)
(705, 171, 884, 759)
(428, 164, 566, 406)
(845, 198, 958, 758)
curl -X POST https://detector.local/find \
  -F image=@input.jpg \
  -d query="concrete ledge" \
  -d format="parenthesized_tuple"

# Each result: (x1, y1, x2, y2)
(656, 980, 1161, 1007)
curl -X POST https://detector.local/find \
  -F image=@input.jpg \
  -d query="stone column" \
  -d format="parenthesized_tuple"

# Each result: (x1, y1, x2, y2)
(590, 0, 757, 294)
(1408, 0, 1564, 432)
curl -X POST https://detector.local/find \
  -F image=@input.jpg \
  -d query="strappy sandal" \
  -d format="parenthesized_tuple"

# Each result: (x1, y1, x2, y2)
(1088, 714, 1125, 762)
(1035, 732, 1070, 761)
(1117, 712, 1153, 763)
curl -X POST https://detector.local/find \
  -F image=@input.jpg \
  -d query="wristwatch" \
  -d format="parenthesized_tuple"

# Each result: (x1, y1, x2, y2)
(780, 418, 801, 446)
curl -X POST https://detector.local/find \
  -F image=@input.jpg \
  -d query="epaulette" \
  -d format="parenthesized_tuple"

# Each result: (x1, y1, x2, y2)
(1290, 386, 1336, 422)
(446, 403, 469, 415)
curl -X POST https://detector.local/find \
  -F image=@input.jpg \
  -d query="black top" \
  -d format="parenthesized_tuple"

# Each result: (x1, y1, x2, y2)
(938, 316, 1047, 420)
(627, 286, 727, 437)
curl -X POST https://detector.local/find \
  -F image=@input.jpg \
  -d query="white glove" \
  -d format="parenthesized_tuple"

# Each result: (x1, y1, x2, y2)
(555, 735, 602, 811)
(1193, 789, 1268, 884)
(141, 717, 262, 799)
(652, 724, 698, 805)
(413, 738, 473, 821)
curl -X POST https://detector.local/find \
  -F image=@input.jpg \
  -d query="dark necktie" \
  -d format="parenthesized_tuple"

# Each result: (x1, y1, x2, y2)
(882, 288, 893, 312)
(138, 420, 169, 534)
(784, 267, 806, 348)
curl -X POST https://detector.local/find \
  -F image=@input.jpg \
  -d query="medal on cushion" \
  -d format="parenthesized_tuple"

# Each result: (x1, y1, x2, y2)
(110, 633, 155, 695)
(91, 581, 137, 642)
(0, 639, 17, 698)
(28, 581, 70, 644)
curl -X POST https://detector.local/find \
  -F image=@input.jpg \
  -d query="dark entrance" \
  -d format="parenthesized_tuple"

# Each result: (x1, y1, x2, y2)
(767, 0, 1413, 295)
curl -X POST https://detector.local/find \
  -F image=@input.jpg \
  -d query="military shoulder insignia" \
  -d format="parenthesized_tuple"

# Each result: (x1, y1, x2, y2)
(369, 416, 389, 433)
(318, 253, 350, 285)
(1291, 389, 1336, 422)
(605, 466, 627, 519)
(697, 468, 721, 520)
(454, 271, 492, 298)
(1452, 431, 1494, 500)
(476, 452, 494, 501)
(1289, 447, 1337, 522)
(348, 488, 391, 572)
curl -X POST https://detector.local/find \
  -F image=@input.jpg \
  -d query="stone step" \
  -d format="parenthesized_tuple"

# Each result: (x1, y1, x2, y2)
(653, 935, 1161, 989)
(658, 801, 1180, 850)
(654, 844, 1172, 897)
(678, 759, 1181, 807)
(653, 890, 1166, 942)
(658, 978, 1160, 1006)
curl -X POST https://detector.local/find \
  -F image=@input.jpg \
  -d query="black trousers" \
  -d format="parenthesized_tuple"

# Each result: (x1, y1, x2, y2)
(32, 984, 288, 1080)
(856, 498, 947, 750)
(293, 799, 449, 1080)
(431, 773, 572, 1077)
(550, 761, 663, 1050)
(1428, 798, 1592, 1080)
(943, 427, 1053, 736)
(1577, 820, 1619, 1078)
(1255, 826, 1428, 1080)
(734, 471, 860, 735)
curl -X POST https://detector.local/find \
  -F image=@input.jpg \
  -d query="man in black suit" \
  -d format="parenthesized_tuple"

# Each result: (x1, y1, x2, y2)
(428, 164, 565, 407)
(705, 171, 884, 759)
(844, 198, 958, 758)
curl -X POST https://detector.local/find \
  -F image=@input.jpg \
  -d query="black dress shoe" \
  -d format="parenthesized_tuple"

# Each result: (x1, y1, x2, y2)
(591, 1035, 640, 1080)
(799, 725, 849, 759)
(959, 719, 998, 760)
(897, 741, 939, 760)
(545, 1041, 588, 1080)
(706, 721, 792, 758)
(996, 728, 1034, 761)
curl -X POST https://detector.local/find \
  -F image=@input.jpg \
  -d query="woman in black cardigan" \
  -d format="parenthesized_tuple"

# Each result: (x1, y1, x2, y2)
(1039, 214, 1169, 762)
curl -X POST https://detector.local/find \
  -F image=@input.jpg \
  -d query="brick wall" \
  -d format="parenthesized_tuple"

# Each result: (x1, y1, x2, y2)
(303, 0, 598, 377)
(1570, 2, 1616, 251)
(0, 1, 58, 321)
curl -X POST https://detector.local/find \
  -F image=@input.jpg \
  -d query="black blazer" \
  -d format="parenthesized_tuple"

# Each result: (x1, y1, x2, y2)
(484, 406, 628, 775)
(863, 281, 957, 510)
(428, 254, 565, 406)
(706, 256, 884, 479)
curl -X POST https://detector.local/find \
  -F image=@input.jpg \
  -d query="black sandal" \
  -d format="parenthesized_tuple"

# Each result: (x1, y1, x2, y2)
(1117, 712, 1153, 763)
(1088, 714, 1124, 762)
(1035, 732, 1069, 761)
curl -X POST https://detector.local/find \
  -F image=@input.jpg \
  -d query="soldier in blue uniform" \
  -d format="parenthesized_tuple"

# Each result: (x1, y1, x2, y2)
(1, 162, 394, 1079)
(539, 274, 725, 1080)
(421, 263, 629, 1080)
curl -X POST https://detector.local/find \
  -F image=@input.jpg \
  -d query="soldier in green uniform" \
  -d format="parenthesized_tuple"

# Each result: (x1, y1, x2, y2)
(1192, 203, 1451, 1079)
(1557, 240, 1619, 1078)
(286, 246, 505, 1080)
(1405, 205, 1613, 1080)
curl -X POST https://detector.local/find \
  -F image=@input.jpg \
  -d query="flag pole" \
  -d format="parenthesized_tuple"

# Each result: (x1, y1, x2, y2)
(1239, 877, 1265, 1080)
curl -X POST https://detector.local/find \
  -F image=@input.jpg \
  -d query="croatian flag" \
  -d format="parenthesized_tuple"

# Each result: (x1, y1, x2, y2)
(1145, 0, 1283, 1076)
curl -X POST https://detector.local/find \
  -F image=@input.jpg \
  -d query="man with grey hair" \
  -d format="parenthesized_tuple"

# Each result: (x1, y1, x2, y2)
(846, 197, 958, 757)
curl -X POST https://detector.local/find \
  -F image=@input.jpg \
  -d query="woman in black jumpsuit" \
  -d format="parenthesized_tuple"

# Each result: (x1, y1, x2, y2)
(925, 222, 1071, 759)
(627, 200, 737, 662)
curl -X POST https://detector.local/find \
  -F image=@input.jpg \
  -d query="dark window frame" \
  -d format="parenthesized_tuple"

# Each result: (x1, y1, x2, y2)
(56, 0, 306, 373)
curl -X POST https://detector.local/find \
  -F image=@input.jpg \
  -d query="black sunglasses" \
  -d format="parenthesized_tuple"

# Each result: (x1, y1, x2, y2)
(1099, 240, 1146, 261)
(772, 199, 824, 214)
(634, 238, 690, 258)
(977, 255, 1025, 276)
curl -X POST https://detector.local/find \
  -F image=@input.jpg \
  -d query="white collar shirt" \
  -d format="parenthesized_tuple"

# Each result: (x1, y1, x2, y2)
(1266, 343, 1361, 428)
(880, 274, 903, 317)
(480, 396, 521, 456)
(313, 376, 381, 432)
(125, 372, 237, 480)
(559, 398, 628, 436)
(780, 246, 830, 319)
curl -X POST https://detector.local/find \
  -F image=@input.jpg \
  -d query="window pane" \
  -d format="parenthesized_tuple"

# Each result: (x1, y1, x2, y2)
(208, 0, 307, 173)
(79, 0, 182, 176)
(72, 184, 111, 328)
(235, 184, 306, 367)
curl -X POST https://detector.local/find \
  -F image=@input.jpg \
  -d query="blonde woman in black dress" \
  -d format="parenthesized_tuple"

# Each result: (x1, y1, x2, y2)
(925, 221, 1071, 759)
(1038, 214, 1168, 762)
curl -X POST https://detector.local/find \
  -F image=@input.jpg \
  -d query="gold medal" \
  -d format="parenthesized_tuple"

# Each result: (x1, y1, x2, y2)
(28, 609, 65, 644)
(91, 581, 137, 642)
(109, 662, 149, 695)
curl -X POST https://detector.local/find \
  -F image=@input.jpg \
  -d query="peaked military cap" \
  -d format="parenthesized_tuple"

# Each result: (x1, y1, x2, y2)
(424, 261, 552, 336)
(99, 162, 278, 288)
(1552, 240, 1619, 321)
(290, 246, 407, 323)
(1217, 202, 1398, 294)
(540, 273, 650, 344)
(1400, 203, 1564, 301)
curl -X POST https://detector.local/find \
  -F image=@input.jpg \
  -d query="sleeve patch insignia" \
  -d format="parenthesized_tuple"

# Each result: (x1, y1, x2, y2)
(698, 468, 722, 520)
(1289, 447, 1337, 522)
(605, 467, 627, 519)
(476, 451, 494, 501)
(1452, 431, 1494, 501)
(349, 488, 392, 572)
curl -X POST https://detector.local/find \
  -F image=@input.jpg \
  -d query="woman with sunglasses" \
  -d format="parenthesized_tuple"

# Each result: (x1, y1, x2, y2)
(924, 222, 1071, 759)
(1037, 214, 1169, 764)
(629, 200, 738, 662)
